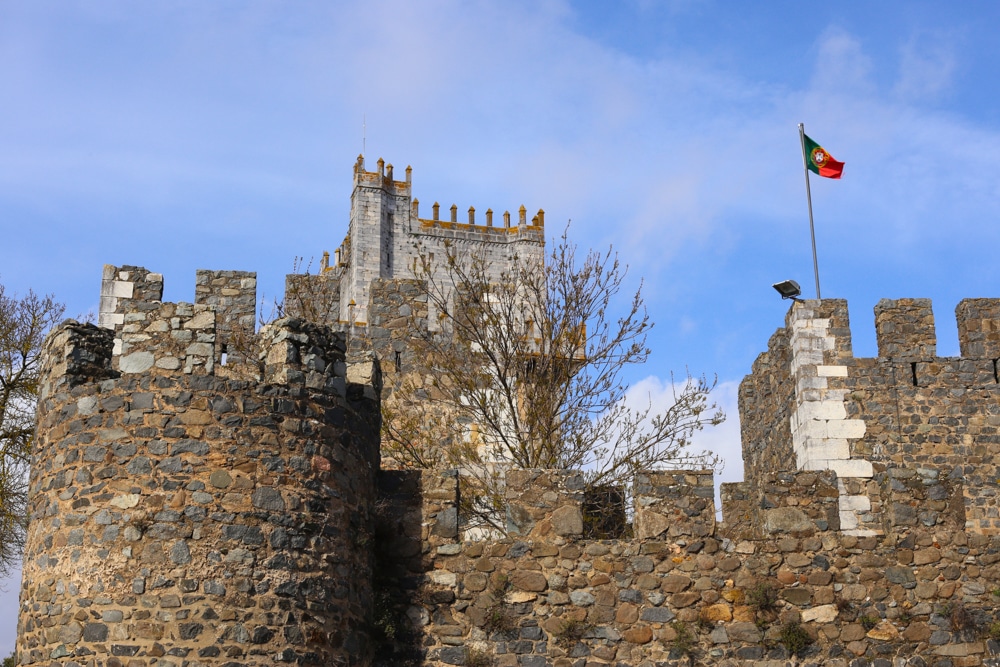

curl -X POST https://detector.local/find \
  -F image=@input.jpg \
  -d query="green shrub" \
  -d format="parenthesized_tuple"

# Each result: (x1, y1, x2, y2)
(747, 582, 778, 614)
(778, 621, 813, 657)
(949, 602, 976, 633)
(671, 621, 696, 657)
(858, 614, 880, 631)
(482, 575, 517, 637)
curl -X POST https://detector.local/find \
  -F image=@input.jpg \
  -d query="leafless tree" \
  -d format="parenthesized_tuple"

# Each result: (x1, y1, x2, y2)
(381, 229, 723, 531)
(0, 284, 64, 576)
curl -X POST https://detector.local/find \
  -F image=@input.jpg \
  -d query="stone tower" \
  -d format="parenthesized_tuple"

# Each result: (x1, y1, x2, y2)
(17, 268, 382, 667)
(329, 156, 546, 324)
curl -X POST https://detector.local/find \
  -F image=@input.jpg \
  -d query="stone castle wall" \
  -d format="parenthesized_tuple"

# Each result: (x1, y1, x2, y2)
(740, 298, 1000, 539)
(18, 270, 383, 667)
(375, 466, 1000, 666)
(362, 297, 1000, 666)
(22, 261, 1000, 666)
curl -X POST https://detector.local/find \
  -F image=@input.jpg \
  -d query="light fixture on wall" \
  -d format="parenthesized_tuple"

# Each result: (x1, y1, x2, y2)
(772, 279, 802, 301)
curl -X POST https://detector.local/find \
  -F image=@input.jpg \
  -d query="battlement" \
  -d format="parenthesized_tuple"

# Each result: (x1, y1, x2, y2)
(22, 267, 384, 666)
(416, 200, 545, 235)
(374, 464, 1000, 665)
(353, 153, 413, 196)
(741, 297, 1000, 539)
(869, 296, 1000, 361)
(335, 157, 546, 323)
(393, 466, 851, 548)
(98, 264, 164, 329)
(99, 264, 257, 366)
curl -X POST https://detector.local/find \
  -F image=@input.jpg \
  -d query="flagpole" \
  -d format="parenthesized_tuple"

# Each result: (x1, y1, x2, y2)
(798, 123, 822, 300)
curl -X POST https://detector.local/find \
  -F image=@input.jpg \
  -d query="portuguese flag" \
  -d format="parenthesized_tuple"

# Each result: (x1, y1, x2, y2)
(804, 134, 844, 179)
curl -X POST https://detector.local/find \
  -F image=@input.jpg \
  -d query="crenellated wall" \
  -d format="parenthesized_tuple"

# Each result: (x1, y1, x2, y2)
(18, 270, 383, 667)
(194, 270, 257, 366)
(98, 265, 164, 332)
(741, 297, 1000, 539)
(372, 465, 1000, 666)
(21, 249, 1000, 666)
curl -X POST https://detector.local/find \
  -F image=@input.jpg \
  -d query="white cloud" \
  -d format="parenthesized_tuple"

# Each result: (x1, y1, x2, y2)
(809, 29, 876, 97)
(894, 30, 958, 102)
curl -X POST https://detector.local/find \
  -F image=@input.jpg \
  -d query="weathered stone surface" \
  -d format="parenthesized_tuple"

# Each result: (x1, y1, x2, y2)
(550, 505, 583, 536)
(509, 570, 547, 592)
(209, 470, 232, 488)
(251, 487, 285, 511)
(863, 621, 898, 641)
(801, 604, 838, 623)
(119, 351, 155, 373)
(781, 587, 812, 606)
(763, 507, 813, 533)
(622, 625, 652, 644)
(634, 510, 670, 539)
(701, 603, 732, 623)
(640, 607, 675, 623)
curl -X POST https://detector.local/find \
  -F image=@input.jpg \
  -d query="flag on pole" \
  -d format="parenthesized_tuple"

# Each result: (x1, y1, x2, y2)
(803, 134, 844, 179)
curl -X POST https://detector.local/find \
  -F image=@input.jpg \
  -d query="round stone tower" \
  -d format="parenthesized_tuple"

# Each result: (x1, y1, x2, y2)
(16, 309, 381, 667)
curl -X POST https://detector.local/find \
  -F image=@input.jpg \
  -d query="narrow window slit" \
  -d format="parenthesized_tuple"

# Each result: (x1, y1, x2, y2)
(221, 343, 228, 366)
(993, 359, 999, 384)
(394, 351, 402, 373)
(910, 362, 918, 386)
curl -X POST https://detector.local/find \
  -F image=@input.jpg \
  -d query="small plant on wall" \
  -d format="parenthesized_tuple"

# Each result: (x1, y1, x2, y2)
(465, 647, 494, 667)
(553, 618, 593, 649)
(482, 574, 517, 638)
(778, 621, 814, 658)
(670, 621, 697, 660)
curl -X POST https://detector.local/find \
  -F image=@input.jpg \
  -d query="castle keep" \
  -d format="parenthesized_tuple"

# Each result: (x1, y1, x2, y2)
(320, 155, 545, 326)
(15, 160, 1000, 666)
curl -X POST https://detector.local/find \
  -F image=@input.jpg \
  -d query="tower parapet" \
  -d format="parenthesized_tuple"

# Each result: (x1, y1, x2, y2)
(18, 268, 382, 667)
(874, 297, 937, 358)
(98, 264, 164, 330)
(194, 269, 257, 365)
(741, 297, 1000, 538)
(326, 157, 545, 324)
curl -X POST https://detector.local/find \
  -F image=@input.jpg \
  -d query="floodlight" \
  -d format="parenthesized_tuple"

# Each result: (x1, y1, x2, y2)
(772, 280, 802, 300)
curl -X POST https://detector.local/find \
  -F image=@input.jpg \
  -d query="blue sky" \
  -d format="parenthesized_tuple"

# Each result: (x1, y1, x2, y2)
(3, 0, 1000, 652)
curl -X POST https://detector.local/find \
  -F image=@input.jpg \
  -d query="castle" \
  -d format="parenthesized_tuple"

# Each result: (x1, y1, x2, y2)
(14, 160, 1000, 666)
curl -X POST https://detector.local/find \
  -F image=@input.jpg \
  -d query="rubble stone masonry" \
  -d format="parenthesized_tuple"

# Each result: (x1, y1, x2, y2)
(18, 271, 382, 667)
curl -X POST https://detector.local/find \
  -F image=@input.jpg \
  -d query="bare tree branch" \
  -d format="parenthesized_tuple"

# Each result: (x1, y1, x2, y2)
(0, 283, 65, 576)
(381, 228, 724, 531)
